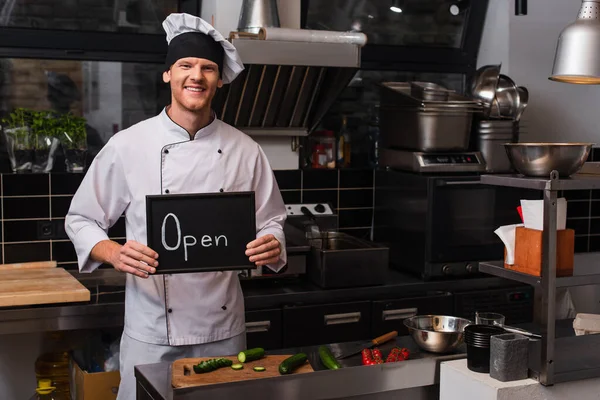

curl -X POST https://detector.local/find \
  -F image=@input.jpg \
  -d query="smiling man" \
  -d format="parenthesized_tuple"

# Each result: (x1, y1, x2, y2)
(65, 13, 287, 400)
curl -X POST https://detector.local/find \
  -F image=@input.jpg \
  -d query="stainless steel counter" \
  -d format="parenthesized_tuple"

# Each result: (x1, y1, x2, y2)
(134, 336, 465, 400)
(0, 268, 519, 335)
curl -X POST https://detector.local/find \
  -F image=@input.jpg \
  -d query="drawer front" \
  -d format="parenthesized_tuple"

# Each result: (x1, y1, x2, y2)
(283, 301, 371, 347)
(372, 292, 454, 336)
(245, 309, 282, 350)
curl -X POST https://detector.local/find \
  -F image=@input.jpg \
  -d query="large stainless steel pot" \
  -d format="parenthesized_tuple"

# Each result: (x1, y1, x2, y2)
(379, 82, 482, 152)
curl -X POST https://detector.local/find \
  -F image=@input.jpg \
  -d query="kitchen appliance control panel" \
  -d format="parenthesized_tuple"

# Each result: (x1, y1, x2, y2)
(285, 203, 334, 216)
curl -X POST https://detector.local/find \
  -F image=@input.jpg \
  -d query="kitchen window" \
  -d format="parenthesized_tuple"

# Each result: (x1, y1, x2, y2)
(0, 57, 170, 171)
(302, 0, 489, 72)
(0, 0, 177, 34)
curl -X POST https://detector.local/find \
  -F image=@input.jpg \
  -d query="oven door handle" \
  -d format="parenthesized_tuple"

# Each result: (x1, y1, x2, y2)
(437, 180, 481, 186)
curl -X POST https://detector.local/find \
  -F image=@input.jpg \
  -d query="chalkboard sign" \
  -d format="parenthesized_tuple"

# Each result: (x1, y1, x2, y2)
(146, 192, 256, 274)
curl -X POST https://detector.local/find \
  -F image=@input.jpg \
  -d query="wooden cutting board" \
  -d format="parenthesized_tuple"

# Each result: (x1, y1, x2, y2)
(172, 355, 314, 388)
(0, 267, 90, 307)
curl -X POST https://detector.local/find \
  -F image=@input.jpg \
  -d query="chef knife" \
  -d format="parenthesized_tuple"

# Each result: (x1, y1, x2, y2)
(330, 331, 398, 360)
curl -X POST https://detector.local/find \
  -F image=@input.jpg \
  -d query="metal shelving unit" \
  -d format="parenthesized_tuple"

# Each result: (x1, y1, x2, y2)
(479, 171, 600, 386)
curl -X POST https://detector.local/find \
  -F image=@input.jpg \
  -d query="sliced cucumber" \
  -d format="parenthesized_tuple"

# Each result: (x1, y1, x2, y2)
(253, 366, 266, 372)
(231, 363, 244, 370)
(238, 348, 265, 363)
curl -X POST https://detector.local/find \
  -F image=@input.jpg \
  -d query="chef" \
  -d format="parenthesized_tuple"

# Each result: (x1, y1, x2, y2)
(65, 13, 287, 400)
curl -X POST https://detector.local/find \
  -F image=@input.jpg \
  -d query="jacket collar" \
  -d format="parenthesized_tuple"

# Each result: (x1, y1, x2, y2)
(159, 107, 219, 140)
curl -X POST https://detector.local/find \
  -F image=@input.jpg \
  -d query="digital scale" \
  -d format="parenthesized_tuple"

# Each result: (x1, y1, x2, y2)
(380, 148, 487, 173)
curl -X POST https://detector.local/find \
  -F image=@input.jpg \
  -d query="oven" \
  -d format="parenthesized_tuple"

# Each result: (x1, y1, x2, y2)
(373, 170, 540, 280)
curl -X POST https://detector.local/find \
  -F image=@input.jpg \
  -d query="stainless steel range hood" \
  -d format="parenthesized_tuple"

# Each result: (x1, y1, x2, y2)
(212, 38, 362, 137)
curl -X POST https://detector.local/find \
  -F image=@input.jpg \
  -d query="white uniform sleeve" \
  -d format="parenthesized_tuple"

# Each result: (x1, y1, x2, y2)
(65, 140, 131, 273)
(253, 145, 287, 272)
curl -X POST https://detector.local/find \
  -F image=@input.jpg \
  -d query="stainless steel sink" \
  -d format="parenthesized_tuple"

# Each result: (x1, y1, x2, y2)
(307, 231, 389, 289)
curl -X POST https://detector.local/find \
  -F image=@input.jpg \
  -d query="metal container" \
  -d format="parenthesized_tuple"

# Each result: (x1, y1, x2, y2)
(380, 107, 474, 151)
(379, 82, 482, 152)
(306, 231, 389, 289)
(476, 134, 516, 173)
(473, 120, 520, 173)
(504, 142, 593, 177)
(410, 81, 452, 101)
(403, 315, 472, 353)
(238, 0, 280, 34)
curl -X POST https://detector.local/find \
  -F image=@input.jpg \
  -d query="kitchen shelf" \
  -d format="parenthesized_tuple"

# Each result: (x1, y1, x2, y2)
(479, 261, 600, 288)
(480, 170, 600, 386)
(480, 173, 600, 191)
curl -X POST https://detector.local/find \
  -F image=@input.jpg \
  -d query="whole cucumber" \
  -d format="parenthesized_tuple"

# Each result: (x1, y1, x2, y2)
(279, 353, 308, 375)
(318, 346, 341, 370)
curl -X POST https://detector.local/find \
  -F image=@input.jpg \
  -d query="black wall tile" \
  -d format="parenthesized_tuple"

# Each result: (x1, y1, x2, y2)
(568, 201, 590, 218)
(50, 173, 84, 195)
(274, 170, 301, 190)
(340, 169, 373, 188)
(589, 236, 600, 252)
(3, 197, 50, 219)
(339, 228, 372, 240)
(52, 241, 77, 263)
(108, 217, 126, 238)
(575, 236, 589, 253)
(302, 169, 338, 189)
(3, 174, 49, 196)
(339, 209, 373, 228)
(593, 190, 600, 200)
(563, 190, 591, 201)
(60, 262, 79, 271)
(4, 220, 44, 242)
(4, 242, 51, 263)
(51, 196, 73, 218)
(566, 218, 590, 236)
(592, 148, 600, 162)
(591, 201, 600, 217)
(280, 190, 301, 204)
(302, 190, 338, 208)
(339, 189, 374, 208)
(590, 218, 600, 234)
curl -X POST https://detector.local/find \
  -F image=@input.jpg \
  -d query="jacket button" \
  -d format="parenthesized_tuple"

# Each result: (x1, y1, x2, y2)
(165, 189, 170, 194)
(164, 149, 169, 154)
(168, 308, 173, 313)
(219, 188, 224, 192)
(221, 305, 227, 310)
(218, 149, 222, 154)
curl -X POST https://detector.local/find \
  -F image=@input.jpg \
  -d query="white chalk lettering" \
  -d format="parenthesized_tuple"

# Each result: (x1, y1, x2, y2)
(183, 235, 197, 262)
(201, 235, 212, 247)
(215, 235, 228, 246)
(161, 213, 181, 251)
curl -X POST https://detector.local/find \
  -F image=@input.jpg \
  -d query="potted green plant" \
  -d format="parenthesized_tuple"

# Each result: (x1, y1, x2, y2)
(1, 107, 33, 173)
(30, 110, 60, 173)
(57, 113, 88, 173)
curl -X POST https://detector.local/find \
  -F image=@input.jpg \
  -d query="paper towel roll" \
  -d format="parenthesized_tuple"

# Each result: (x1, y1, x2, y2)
(258, 27, 368, 47)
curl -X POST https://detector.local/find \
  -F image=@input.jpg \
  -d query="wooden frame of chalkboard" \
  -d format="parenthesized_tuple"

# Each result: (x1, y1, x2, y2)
(145, 191, 257, 274)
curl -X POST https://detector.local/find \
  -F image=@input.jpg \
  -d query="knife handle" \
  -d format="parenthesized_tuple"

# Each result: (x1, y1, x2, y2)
(372, 331, 398, 346)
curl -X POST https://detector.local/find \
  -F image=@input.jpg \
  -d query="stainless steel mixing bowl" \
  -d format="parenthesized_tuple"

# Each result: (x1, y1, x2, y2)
(504, 143, 593, 177)
(403, 315, 472, 353)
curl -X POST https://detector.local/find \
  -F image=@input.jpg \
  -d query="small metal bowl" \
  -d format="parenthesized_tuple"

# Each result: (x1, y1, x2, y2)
(504, 143, 594, 177)
(403, 315, 472, 354)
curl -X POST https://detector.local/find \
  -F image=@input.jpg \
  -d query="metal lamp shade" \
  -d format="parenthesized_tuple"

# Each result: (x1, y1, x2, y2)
(549, 0, 600, 84)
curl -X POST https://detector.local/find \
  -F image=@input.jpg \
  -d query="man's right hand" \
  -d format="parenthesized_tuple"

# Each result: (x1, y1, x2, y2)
(92, 240, 159, 278)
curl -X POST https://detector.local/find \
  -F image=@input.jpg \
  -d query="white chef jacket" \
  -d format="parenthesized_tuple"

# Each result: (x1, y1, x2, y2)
(65, 108, 287, 346)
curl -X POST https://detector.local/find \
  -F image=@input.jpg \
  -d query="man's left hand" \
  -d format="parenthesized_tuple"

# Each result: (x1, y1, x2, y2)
(245, 234, 281, 266)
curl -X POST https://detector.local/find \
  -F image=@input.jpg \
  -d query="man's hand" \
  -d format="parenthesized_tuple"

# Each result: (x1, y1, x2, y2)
(245, 234, 281, 266)
(92, 240, 158, 278)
